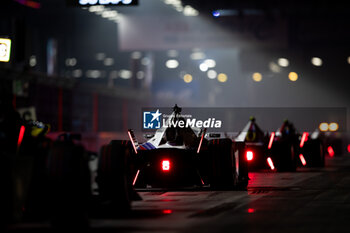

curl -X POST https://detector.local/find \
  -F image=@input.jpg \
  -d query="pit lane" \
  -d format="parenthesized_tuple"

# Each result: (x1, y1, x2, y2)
(9, 155, 350, 233)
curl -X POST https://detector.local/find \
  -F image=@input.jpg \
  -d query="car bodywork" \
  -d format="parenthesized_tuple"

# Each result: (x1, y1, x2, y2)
(97, 105, 249, 194)
(235, 117, 270, 171)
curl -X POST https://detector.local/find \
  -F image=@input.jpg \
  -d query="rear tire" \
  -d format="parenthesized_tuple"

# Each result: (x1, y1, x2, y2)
(304, 139, 325, 167)
(96, 140, 132, 215)
(234, 141, 249, 190)
(46, 140, 90, 230)
(272, 141, 297, 172)
(208, 139, 237, 190)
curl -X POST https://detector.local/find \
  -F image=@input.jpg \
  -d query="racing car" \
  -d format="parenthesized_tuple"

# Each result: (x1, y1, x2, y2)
(235, 117, 270, 171)
(266, 120, 299, 172)
(297, 129, 325, 167)
(97, 105, 249, 200)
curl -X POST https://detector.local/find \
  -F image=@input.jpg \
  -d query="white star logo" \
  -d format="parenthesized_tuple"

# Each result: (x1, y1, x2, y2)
(150, 109, 161, 122)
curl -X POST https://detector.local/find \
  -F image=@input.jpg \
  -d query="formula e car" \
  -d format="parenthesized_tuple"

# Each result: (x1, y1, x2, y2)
(297, 129, 325, 167)
(97, 105, 249, 197)
(267, 120, 299, 172)
(235, 117, 270, 171)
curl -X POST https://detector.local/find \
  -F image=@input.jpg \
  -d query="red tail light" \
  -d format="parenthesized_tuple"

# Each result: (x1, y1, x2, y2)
(299, 154, 307, 166)
(246, 150, 254, 161)
(267, 157, 275, 170)
(327, 146, 335, 157)
(162, 160, 171, 171)
(347, 144, 350, 153)
(247, 208, 255, 213)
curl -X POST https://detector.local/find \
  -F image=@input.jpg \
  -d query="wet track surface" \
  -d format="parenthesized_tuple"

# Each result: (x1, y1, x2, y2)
(9, 155, 350, 233)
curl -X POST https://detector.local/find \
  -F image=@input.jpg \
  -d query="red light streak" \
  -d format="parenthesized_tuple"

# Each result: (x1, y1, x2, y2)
(197, 129, 206, 154)
(300, 132, 309, 148)
(132, 170, 140, 186)
(17, 125, 25, 147)
(128, 130, 138, 154)
(299, 154, 307, 166)
(268, 132, 275, 149)
(267, 157, 275, 170)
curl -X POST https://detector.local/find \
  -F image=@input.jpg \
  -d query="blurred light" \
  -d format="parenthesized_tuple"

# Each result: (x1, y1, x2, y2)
(88, 5, 104, 12)
(96, 53, 106, 61)
(0, 38, 11, 62)
(329, 122, 339, 132)
(269, 62, 281, 73)
(102, 10, 118, 18)
(103, 58, 114, 66)
(162, 160, 170, 171)
(164, 0, 171, 4)
(132, 170, 140, 186)
(247, 208, 255, 213)
(190, 52, 206, 60)
(288, 72, 298, 81)
(166, 59, 179, 69)
(204, 59, 216, 68)
(141, 57, 151, 66)
(300, 132, 309, 148)
(119, 69, 132, 79)
(163, 209, 172, 214)
(277, 58, 289, 67)
(212, 10, 220, 17)
(17, 125, 25, 147)
(268, 132, 275, 149)
(347, 56, 350, 64)
(72, 69, 83, 78)
(319, 122, 329, 132)
(267, 157, 275, 170)
(252, 72, 262, 82)
(65, 58, 77, 67)
(183, 5, 199, 16)
(311, 57, 322, 66)
(86, 70, 101, 79)
(328, 146, 335, 157)
(246, 151, 254, 161)
(167, 49, 178, 58)
(183, 74, 193, 83)
(299, 154, 307, 166)
(207, 70, 217, 79)
(131, 51, 142, 59)
(199, 63, 208, 72)
(136, 71, 145, 79)
(175, 6, 183, 12)
(217, 73, 228, 83)
(29, 55, 37, 67)
(347, 144, 350, 153)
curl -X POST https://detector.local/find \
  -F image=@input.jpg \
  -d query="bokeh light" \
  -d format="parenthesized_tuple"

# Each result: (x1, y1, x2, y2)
(252, 72, 262, 82)
(217, 73, 228, 82)
(288, 72, 298, 81)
